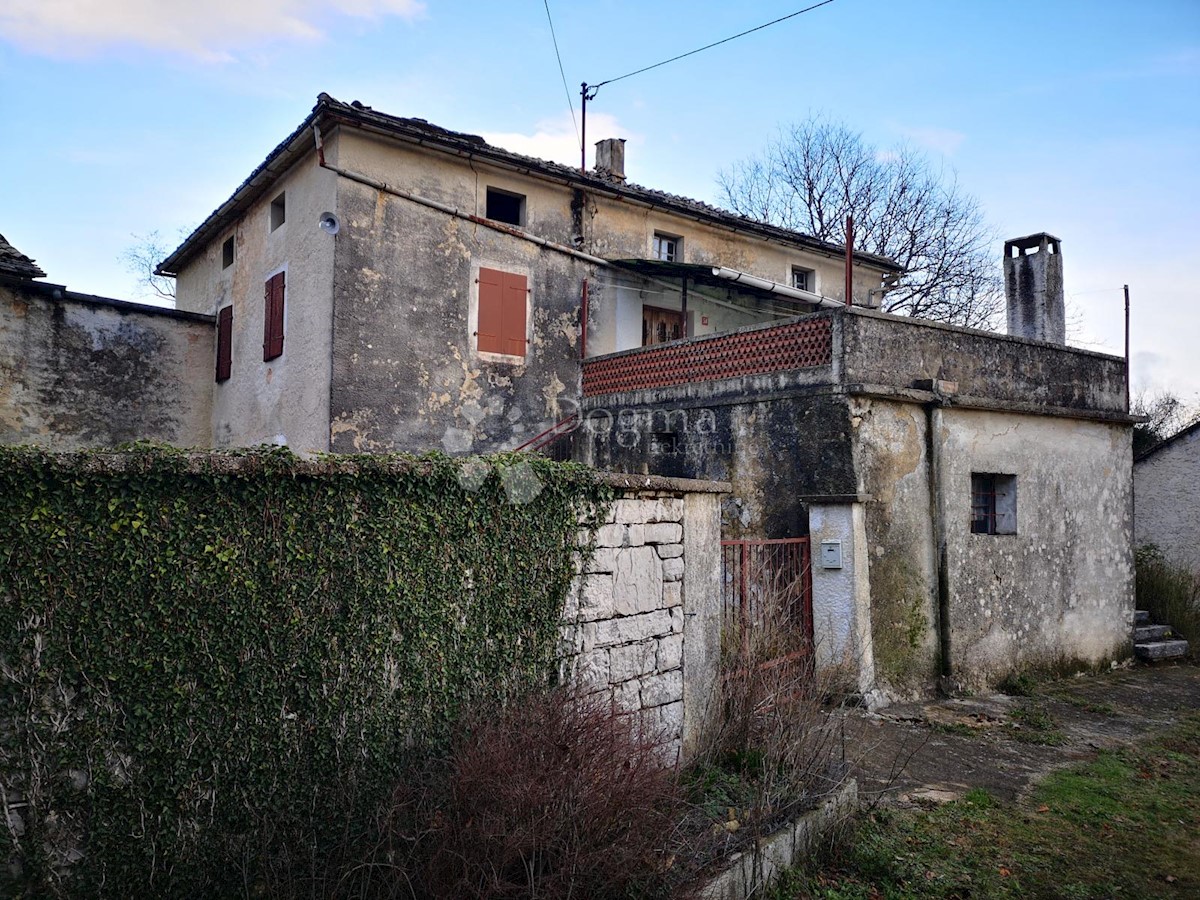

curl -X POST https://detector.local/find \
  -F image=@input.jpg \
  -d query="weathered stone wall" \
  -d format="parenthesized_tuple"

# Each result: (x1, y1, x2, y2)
(563, 480, 725, 763)
(941, 409, 1133, 687)
(1135, 425, 1200, 573)
(847, 398, 941, 694)
(327, 131, 591, 454)
(853, 400, 1134, 694)
(579, 390, 854, 540)
(840, 308, 1127, 414)
(0, 278, 213, 449)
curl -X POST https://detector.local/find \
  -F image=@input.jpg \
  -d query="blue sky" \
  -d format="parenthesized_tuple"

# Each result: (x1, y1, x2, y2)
(2, 0, 1197, 400)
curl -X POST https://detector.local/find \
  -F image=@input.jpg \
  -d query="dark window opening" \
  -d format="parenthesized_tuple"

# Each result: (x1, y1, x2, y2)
(486, 188, 525, 226)
(971, 472, 1017, 535)
(222, 236, 235, 269)
(216, 306, 233, 381)
(270, 192, 286, 231)
(792, 267, 813, 292)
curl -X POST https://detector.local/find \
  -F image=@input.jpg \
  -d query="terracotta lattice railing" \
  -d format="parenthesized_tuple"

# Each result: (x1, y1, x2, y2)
(582, 317, 832, 397)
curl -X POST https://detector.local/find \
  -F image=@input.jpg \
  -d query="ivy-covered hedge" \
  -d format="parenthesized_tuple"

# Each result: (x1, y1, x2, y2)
(0, 445, 610, 897)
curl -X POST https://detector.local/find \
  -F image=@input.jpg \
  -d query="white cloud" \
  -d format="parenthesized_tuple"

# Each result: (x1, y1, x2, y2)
(0, 0, 425, 61)
(899, 125, 967, 157)
(480, 112, 638, 170)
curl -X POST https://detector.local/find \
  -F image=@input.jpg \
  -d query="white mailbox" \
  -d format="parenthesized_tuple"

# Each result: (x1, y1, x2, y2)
(820, 539, 843, 570)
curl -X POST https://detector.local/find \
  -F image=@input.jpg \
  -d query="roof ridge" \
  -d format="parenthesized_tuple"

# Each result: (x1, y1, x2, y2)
(160, 93, 903, 275)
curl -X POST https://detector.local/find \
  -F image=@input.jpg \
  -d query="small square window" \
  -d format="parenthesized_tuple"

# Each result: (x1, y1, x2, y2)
(221, 236, 235, 269)
(653, 232, 680, 262)
(486, 187, 525, 226)
(270, 192, 286, 232)
(792, 266, 814, 292)
(971, 473, 1017, 535)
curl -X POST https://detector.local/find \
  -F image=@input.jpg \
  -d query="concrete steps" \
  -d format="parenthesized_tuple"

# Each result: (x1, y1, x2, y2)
(1134, 624, 1173, 642)
(1133, 609, 1190, 662)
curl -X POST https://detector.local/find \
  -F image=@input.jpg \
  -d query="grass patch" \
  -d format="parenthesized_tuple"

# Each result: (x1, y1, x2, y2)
(928, 721, 977, 739)
(997, 671, 1039, 697)
(1050, 693, 1118, 717)
(1006, 701, 1068, 746)
(774, 713, 1200, 899)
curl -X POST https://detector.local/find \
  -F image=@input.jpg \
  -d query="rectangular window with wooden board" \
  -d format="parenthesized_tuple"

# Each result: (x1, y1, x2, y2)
(263, 272, 285, 361)
(476, 267, 528, 358)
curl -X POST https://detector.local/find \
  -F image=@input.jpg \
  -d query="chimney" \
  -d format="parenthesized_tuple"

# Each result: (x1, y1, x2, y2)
(594, 138, 626, 182)
(1004, 232, 1065, 344)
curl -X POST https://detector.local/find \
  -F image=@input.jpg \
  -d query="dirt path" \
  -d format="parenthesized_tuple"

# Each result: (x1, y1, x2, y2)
(842, 664, 1200, 806)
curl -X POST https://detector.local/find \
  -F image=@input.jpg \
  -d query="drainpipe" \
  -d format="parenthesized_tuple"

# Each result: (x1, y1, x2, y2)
(924, 399, 953, 686)
(580, 278, 589, 359)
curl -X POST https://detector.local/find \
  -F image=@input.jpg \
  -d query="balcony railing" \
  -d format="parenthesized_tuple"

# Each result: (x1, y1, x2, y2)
(582, 317, 832, 397)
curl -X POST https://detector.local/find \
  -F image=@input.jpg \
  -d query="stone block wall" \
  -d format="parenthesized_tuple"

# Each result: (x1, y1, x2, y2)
(562, 477, 726, 764)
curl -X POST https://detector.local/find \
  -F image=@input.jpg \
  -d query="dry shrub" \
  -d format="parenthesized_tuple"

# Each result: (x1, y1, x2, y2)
(381, 686, 682, 900)
(693, 559, 851, 837)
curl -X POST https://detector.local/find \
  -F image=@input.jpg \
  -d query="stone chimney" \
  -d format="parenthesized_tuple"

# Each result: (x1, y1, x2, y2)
(1004, 232, 1064, 344)
(594, 138, 626, 182)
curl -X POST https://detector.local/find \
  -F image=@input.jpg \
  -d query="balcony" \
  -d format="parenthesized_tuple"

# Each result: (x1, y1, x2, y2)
(582, 315, 833, 398)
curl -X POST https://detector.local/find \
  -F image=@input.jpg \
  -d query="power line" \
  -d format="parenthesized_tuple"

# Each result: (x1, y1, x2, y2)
(589, 0, 837, 92)
(543, 0, 580, 152)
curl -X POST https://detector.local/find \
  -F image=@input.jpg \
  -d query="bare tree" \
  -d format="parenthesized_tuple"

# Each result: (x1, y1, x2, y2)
(1132, 389, 1200, 456)
(120, 231, 177, 302)
(719, 118, 1003, 329)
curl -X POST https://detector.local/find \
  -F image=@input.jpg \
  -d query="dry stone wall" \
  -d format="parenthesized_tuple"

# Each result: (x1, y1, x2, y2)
(563, 483, 723, 763)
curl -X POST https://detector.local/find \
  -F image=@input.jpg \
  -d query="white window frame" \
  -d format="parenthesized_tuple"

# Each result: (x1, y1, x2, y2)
(652, 232, 681, 263)
(791, 265, 817, 293)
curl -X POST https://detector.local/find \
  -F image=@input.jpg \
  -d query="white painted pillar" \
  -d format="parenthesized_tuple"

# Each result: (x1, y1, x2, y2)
(808, 502, 877, 700)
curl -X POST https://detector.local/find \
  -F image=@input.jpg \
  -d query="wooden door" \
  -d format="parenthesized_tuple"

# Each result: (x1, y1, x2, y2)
(642, 305, 683, 346)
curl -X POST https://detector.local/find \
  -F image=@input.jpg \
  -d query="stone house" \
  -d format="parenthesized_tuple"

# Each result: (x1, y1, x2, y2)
(156, 93, 899, 455)
(0, 97, 1138, 699)
(1135, 419, 1200, 573)
(579, 233, 1135, 696)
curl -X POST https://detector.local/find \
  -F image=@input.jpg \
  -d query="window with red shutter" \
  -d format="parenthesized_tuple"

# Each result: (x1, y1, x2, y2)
(263, 272, 285, 361)
(216, 306, 233, 381)
(477, 267, 527, 359)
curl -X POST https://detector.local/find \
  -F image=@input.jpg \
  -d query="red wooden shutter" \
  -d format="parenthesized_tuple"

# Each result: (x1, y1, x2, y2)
(477, 267, 504, 354)
(216, 306, 233, 381)
(501, 272, 527, 357)
(263, 272, 285, 361)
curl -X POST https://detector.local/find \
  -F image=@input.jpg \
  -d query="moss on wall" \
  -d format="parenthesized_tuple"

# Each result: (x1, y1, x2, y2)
(868, 553, 935, 687)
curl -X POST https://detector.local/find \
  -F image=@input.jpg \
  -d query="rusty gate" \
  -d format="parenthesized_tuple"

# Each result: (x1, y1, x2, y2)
(720, 537, 813, 659)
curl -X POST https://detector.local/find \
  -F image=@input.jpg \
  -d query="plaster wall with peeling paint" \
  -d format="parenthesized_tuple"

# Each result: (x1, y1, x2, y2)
(0, 281, 213, 449)
(851, 401, 1133, 694)
(939, 409, 1133, 689)
(175, 142, 338, 453)
(167, 116, 891, 456)
(326, 130, 590, 453)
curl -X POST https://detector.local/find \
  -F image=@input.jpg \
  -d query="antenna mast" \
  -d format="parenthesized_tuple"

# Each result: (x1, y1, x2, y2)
(580, 82, 599, 172)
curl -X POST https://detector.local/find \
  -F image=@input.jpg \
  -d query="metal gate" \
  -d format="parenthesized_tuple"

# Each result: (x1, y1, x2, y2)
(720, 537, 813, 658)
